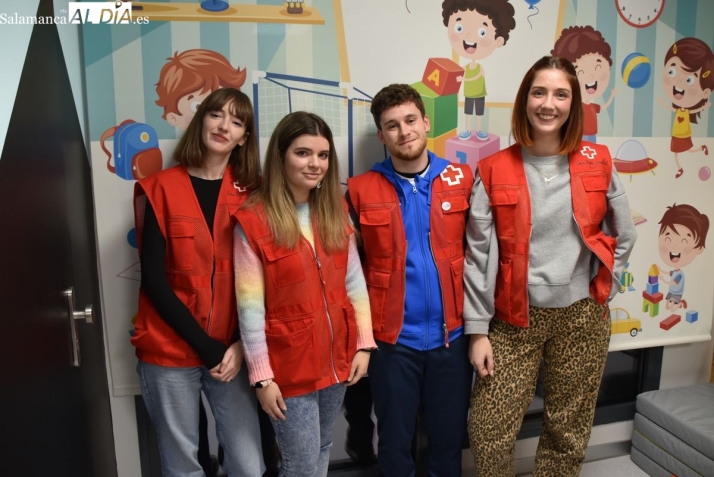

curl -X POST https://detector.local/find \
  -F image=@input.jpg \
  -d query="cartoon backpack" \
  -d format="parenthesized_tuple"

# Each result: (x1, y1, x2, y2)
(100, 120, 162, 180)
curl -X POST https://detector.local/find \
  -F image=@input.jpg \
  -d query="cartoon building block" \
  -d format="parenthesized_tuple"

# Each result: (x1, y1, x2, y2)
(622, 263, 634, 290)
(422, 58, 464, 96)
(427, 129, 456, 158)
(410, 82, 458, 138)
(648, 264, 660, 275)
(642, 299, 659, 317)
(685, 310, 698, 323)
(642, 291, 664, 303)
(660, 314, 681, 330)
(647, 275, 659, 284)
(645, 282, 659, 294)
(445, 134, 500, 172)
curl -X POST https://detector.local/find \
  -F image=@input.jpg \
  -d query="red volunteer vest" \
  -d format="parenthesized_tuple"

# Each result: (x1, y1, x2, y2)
(132, 165, 248, 366)
(477, 143, 616, 327)
(234, 203, 356, 399)
(347, 163, 473, 344)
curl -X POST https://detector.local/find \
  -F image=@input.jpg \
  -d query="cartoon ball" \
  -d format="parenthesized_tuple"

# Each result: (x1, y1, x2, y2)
(127, 228, 138, 249)
(621, 53, 651, 89)
(699, 166, 711, 181)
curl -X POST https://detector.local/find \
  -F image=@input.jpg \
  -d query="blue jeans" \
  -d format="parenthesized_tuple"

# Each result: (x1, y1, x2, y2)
(271, 384, 347, 477)
(138, 361, 264, 477)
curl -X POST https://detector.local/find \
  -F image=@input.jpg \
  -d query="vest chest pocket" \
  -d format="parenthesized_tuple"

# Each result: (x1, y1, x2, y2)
(440, 194, 469, 244)
(264, 243, 306, 288)
(490, 189, 518, 238)
(359, 208, 393, 257)
(167, 221, 196, 271)
(580, 174, 608, 224)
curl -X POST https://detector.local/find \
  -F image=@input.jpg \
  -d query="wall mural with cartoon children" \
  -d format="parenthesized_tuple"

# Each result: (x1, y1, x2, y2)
(79, 0, 713, 395)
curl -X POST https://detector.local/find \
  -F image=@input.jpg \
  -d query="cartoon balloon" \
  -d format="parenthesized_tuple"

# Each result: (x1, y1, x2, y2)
(524, 0, 541, 8)
(699, 166, 711, 181)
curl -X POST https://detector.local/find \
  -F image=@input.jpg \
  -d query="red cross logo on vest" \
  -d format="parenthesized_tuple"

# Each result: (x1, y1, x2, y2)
(580, 145, 597, 160)
(233, 181, 246, 192)
(440, 164, 464, 186)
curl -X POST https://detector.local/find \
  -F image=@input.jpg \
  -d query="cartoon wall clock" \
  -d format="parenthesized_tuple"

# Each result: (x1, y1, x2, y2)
(615, 0, 665, 28)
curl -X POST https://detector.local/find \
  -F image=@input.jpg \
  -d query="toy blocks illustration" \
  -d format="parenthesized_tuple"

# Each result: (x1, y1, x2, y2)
(660, 314, 681, 331)
(622, 262, 635, 291)
(645, 281, 659, 294)
(647, 264, 660, 284)
(686, 310, 699, 323)
(427, 129, 456, 158)
(422, 58, 464, 96)
(410, 81, 458, 138)
(445, 133, 500, 171)
(642, 299, 660, 317)
(642, 291, 663, 303)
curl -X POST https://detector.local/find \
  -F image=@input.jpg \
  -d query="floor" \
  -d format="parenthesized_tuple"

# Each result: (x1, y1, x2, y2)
(519, 455, 648, 477)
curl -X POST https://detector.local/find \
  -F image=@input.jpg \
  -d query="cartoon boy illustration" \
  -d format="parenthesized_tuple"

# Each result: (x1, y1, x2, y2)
(442, 0, 516, 141)
(552, 25, 617, 143)
(656, 38, 713, 178)
(658, 203, 709, 311)
(155, 49, 247, 131)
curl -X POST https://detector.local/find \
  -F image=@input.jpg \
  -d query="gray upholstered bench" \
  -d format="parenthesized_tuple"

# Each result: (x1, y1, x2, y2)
(631, 383, 714, 476)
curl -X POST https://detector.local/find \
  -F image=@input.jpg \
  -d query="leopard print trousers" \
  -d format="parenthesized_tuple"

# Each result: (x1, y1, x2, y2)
(468, 297, 610, 477)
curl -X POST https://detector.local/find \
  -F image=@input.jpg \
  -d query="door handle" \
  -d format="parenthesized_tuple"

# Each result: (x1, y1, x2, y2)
(64, 287, 94, 367)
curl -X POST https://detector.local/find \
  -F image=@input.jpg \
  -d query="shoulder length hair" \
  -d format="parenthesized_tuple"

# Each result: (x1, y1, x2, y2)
(253, 111, 350, 253)
(511, 56, 584, 154)
(173, 87, 260, 190)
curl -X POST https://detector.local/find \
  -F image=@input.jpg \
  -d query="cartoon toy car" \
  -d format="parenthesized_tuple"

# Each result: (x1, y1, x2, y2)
(610, 307, 642, 337)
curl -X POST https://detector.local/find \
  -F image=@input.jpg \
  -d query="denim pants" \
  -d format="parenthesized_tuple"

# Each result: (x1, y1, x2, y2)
(271, 383, 347, 477)
(138, 361, 264, 477)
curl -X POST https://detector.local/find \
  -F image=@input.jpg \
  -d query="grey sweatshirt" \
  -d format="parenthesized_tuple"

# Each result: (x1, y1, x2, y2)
(463, 147, 638, 335)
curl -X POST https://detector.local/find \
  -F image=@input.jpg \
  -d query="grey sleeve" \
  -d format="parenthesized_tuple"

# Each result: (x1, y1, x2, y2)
(463, 171, 499, 335)
(603, 168, 638, 299)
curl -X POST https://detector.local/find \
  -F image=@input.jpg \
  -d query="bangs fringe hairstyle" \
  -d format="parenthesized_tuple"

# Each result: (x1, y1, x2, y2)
(253, 111, 350, 253)
(173, 87, 260, 190)
(511, 56, 584, 154)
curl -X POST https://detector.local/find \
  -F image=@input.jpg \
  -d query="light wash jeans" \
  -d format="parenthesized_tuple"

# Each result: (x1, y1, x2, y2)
(271, 383, 347, 477)
(138, 361, 264, 477)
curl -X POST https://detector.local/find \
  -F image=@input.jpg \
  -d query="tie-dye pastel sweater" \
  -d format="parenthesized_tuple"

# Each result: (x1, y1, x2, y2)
(233, 202, 376, 386)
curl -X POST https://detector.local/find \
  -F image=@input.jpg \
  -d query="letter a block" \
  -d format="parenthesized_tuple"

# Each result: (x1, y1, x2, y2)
(422, 58, 464, 96)
(660, 314, 681, 331)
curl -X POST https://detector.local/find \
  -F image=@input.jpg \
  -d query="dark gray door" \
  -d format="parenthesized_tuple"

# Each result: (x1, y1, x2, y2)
(0, 1, 117, 475)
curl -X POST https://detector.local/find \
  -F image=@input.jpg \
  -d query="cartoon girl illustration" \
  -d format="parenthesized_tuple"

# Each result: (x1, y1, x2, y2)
(656, 38, 713, 178)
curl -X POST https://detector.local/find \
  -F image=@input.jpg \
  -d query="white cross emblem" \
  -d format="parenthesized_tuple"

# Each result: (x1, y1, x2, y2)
(580, 145, 597, 160)
(233, 181, 246, 192)
(440, 164, 464, 186)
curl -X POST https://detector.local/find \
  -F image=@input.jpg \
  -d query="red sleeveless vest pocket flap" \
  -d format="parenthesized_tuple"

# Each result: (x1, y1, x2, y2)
(167, 220, 195, 237)
(490, 189, 518, 206)
(266, 319, 320, 387)
(440, 194, 469, 213)
(359, 208, 392, 226)
(365, 269, 391, 288)
(264, 242, 300, 261)
(580, 174, 609, 191)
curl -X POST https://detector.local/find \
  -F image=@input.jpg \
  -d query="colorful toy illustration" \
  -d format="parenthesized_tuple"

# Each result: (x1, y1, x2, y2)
(656, 38, 713, 179)
(660, 314, 681, 331)
(610, 307, 642, 337)
(552, 26, 617, 143)
(621, 52, 652, 89)
(155, 49, 247, 132)
(622, 262, 636, 291)
(441, 0, 516, 141)
(642, 264, 663, 317)
(657, 203, 709, 311)
(613, 139, 658, 181)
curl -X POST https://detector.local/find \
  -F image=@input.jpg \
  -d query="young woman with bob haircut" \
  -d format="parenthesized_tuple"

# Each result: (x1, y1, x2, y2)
(133, 87, 264, 476)
(464, 56, 637, 476)
(233, 111, 376, 477)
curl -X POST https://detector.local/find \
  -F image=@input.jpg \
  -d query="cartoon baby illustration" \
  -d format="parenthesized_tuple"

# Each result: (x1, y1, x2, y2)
(658, 203, 709, 311)
(441, 0, 516, 141)
(155, 49, 247, 131)
(552, 26, 617, 143)
(656, 38, 713, 178)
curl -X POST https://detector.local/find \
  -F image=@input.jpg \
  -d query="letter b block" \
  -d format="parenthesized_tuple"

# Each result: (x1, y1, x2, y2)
(422, 58, 464, 96)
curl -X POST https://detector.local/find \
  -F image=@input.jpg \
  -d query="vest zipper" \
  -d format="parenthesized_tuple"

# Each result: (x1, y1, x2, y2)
(428, 233, 449, 348)
(308, 239, 340, 384)
(207, 257, 215, 332)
